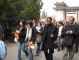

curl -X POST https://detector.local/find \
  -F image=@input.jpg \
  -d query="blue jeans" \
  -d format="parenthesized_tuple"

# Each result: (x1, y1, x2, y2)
(26, 39, 34, 60)
(18, 41, 28, 60)
(57, 37, 64, 51)
(36, 43, 41, 55)
(28, 49, 33, 60)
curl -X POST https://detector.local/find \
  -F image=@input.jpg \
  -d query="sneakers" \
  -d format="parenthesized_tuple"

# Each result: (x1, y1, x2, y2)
(35, 53, 39, 56)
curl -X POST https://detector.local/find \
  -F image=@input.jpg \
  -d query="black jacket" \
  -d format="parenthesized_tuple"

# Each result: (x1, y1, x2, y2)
(19, 27, 37, 44)
(30, 27, 37, 44)
(61, 24, 79, 44)
(41, 24, 58, 53)
(19, 27, 26, 42)
(75, 24, 79, 43)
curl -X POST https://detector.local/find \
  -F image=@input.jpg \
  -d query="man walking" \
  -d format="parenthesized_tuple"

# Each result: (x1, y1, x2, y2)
(61, 16, 79, 60)
(41, 17, 58, 60)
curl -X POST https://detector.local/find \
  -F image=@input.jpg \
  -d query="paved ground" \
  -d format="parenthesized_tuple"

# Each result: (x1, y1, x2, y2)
(5, 43, 79, 60)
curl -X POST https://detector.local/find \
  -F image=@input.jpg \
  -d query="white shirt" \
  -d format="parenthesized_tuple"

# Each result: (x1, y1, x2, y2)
(36, 26, 41, 32)
(58, 26, 63, 36)
(25, 28, 32, 40)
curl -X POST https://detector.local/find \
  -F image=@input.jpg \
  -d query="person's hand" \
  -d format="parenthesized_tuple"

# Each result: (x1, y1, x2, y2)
(66, 31, 69, 34)
(27, 41, 32, 45)
(51, 34, 54, 37)
(59, 34, 61, 37)
(69, 30, 73, 34)
(29, 41, 32, 44)
(28, 46, 32, 50)
(16, 30, 20, 33)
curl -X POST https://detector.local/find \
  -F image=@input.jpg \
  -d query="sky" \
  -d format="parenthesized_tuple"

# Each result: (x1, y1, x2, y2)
(41, 0, 79, 17)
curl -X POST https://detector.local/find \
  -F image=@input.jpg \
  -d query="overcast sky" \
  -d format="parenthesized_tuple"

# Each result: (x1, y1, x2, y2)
(41, 0, 79, 16)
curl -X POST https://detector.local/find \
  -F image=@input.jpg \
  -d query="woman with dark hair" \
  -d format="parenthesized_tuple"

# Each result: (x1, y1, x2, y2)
(35, 22, 43, 56)
(41, 17, 58, 60)
(57, 21, 64, 51)
(25, 22, 36, 60)
(16, 20, 28, 60)
(31, 19, 36, 27)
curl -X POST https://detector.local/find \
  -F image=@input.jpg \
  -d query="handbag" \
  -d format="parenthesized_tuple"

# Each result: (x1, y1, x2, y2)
(63, 37, 73, 46)
(36, 36, 42, 43)
(14, 32, 19, 40)
(53, 40, 58, 49)
(52, 26, 58, 49)
(28, 42, 35, 50)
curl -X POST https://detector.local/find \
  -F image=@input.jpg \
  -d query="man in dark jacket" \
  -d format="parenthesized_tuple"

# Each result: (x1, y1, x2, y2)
(61, 16, 79, 60)
(41, 17, 58, 60)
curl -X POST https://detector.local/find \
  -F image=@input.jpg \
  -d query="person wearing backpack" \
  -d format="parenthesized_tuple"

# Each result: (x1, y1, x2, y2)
(0, 40, 7, 60)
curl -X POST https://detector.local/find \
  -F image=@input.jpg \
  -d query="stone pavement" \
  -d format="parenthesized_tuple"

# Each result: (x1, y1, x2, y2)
(5, 43, 79, 60)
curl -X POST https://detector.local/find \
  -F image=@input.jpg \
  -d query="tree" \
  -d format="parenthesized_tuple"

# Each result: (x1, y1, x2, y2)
(0, 0, 43, 38)
(18, 0, 43, 20)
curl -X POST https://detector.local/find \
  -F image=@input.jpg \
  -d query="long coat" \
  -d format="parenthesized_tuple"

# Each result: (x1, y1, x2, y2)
(41, 24, 58, 53)
(18, 27, 26, 42)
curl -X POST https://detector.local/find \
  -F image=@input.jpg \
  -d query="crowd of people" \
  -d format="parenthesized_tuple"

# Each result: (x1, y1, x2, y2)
(0, 16, 79, 60)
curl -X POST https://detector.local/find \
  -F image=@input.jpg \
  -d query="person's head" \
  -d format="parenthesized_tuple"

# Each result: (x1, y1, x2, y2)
(26, 22, 32, 28)
(37, 22, 42, 27)
(31, 18, 36, 24)
(45, 21, 47, 25)
(68, 16, 75, 24)
(63, 20, 67, 25)
(57, 21, 64, 27)
(46, 17, 52, 25)
(19, 19, 25, 27)
(53, 19, 56, 23)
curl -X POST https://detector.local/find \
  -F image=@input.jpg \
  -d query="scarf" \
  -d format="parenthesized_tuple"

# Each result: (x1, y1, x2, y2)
(25, 28, 32, 41)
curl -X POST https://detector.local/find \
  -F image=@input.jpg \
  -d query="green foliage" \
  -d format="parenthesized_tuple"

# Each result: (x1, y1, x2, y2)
(18, 0, 43, 20)
(0, 0, 43, 37)
(0, 0, 4, 5)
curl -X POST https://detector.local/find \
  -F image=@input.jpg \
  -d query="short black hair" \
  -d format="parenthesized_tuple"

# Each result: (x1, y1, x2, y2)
(47, 17, 52, 21)
(27, 22, 32, 27)
(58, 21, 64, 26)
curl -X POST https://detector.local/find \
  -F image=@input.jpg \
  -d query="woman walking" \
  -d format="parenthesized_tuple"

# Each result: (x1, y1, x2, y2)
(25, 22, 36, 60)
(57, 21, 64, 51)
(16, 20, 28, 60)
(35, 22, 43, 56)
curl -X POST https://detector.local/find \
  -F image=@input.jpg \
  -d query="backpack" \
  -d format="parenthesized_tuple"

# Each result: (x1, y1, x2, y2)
(0, 40, 7, 60)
